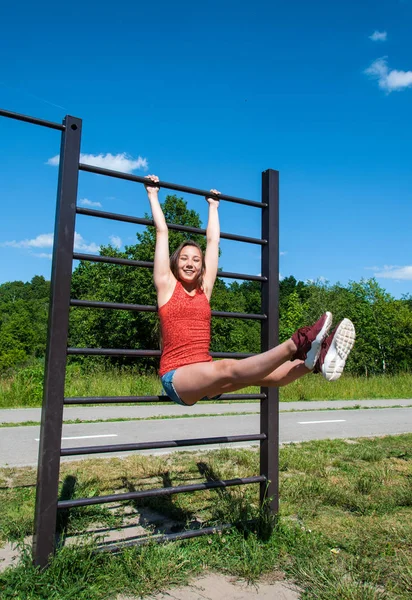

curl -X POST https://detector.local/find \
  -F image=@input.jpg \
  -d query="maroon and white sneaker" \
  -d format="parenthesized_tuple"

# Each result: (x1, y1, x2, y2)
(314, 319, 356, 381)
(291, 312, 333, 370)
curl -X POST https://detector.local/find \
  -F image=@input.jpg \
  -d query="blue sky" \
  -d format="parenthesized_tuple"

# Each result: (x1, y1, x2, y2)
(1, 0, 412, 298)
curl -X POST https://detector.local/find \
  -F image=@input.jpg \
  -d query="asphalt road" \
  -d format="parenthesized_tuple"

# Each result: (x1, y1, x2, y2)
(1, 407, 411, 468)
(1, 398, 411, 423)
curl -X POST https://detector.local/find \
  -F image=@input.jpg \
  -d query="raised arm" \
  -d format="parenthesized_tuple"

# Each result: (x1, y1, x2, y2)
(144, 175, 175, 300)
(203, 189, 220, 300)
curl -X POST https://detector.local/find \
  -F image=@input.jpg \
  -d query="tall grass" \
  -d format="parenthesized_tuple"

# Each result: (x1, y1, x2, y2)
(280, 371, 412, 401)
(1, 361, 412, 409)
(0, 362, 163, 409)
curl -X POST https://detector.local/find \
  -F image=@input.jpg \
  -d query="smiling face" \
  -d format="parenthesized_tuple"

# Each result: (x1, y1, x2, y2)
(177, 245, 203, 284)
(170, 241, 205, 289)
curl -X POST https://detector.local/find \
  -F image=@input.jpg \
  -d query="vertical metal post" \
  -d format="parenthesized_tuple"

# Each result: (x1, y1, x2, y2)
(260, 169, 279, 512)
(33, 115, 82, 567)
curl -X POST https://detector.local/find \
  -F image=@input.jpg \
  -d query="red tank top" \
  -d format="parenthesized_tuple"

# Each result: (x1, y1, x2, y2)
(158, 280, 212, 376)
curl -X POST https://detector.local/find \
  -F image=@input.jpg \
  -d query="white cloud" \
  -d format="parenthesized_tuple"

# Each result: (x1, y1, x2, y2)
(73, 233, 100, 253)
(280, 251, 287, 256)
(365, 57, 412, 92)
(373, 265, 412, 280)
(47, 152, 149, 173)
(369, 30, 387, 42)
(109, 235, 122, 249)
(1, 233, 54, 249)
(33, 253, 53, 260)
(79, 198, 102, 208)
(1, 232, 99, 254)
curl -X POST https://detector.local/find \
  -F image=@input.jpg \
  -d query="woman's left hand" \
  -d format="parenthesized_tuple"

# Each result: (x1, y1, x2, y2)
(206, 189, 220, 206)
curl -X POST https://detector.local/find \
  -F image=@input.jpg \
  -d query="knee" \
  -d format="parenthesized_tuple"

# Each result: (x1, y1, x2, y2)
(217, 359, 240, 383)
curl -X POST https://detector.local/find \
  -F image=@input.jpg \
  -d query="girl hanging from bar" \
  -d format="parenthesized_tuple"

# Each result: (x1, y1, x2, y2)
(144, 175, 356, 406)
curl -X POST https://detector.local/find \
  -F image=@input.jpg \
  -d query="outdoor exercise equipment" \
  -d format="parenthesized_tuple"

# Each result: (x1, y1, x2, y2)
(0, 108, 280, 568)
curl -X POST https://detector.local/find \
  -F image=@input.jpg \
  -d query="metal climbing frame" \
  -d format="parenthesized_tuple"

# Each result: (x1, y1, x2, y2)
(0, 108, 279, 568)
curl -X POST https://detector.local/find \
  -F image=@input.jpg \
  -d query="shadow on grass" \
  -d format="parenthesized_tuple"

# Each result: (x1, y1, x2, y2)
(53, 463, 276, 553)
(197, 461, 276, 542)
(54, 469, 202, 551)
(121, 472, 197, 532)
(56, 475, 77, 544)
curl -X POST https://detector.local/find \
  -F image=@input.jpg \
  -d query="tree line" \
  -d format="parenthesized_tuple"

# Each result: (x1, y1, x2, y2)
(1, 196, 412, 376)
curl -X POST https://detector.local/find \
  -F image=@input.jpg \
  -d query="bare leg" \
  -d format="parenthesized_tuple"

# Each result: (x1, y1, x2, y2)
(219, 360, 310, 393)
(173, 338, 297, 404)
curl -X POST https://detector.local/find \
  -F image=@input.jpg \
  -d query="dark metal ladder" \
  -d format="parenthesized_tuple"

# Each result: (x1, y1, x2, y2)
(0, 108, 279, 568)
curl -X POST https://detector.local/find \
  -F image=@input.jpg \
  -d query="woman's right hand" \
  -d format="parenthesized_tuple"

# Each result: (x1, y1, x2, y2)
(145, 174, 160, 196)
(206, 189, 220, 207)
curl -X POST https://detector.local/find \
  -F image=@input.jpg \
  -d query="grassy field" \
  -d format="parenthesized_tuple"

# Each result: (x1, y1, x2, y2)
(1, 363, 412, 409)
(1, 434, 411, 599)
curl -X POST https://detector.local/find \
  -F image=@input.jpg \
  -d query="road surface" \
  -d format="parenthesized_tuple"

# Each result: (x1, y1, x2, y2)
(1, 406, 411, 468)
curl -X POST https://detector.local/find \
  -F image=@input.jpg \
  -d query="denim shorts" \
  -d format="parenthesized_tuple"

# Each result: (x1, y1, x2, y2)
(161, 369, 188, 406)
(161, 369, 221, 406)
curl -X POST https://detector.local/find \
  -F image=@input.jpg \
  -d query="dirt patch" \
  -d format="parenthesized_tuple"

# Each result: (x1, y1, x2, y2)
(137, 573, 301, 599)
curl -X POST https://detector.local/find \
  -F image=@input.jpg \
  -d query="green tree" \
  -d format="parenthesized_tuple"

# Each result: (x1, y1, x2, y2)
(279, 290, 307, 342)
(0, 277, 50, 372)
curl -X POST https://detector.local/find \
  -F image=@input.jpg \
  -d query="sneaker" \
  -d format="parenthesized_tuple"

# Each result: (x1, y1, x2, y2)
(314, 318, 356, 381)
(291, 312, 333, 370)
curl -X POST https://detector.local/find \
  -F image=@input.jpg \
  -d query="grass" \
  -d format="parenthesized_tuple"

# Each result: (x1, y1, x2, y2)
(0, 434, 411, 599)
(0, 364, 165, 410)
(1, 363, 412, 409)
(280, 371, 412, 402)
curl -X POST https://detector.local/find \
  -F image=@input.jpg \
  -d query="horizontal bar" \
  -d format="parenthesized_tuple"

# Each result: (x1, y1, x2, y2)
(58, 475, 266, 509)
(79, 163, 266, 208)
(212, 310, 265, 320)
(96, 523, 234, 553)
(70, 299, 266, 321)
(0, 108, 65, 131)
(71, 299, 155, 313)
(74, 253, 152, 269)
(76, 207, 266, 246)
(67, 348, 255, 358)
(73, 253, 267, 282)
(61, 433, 266, 456)
(64, 393, 266, 404)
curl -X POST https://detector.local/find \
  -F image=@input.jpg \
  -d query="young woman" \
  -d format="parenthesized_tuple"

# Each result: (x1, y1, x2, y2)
(145, 175, 356, 406)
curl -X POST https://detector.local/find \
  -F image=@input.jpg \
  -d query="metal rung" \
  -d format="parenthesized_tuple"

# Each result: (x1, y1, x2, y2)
(0, 108, 65, 131)
(58, 475, 267, 509)
(61, 433, 266, 456)
(63, 393, 266, 405)
(96, 523, 234, 553)
(76, 207, 266, 246)
(70, 299, 266, 320)
(73, 253, 267, 282)
(78, 164, 266, 208)
(67, 348, 255, 358)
